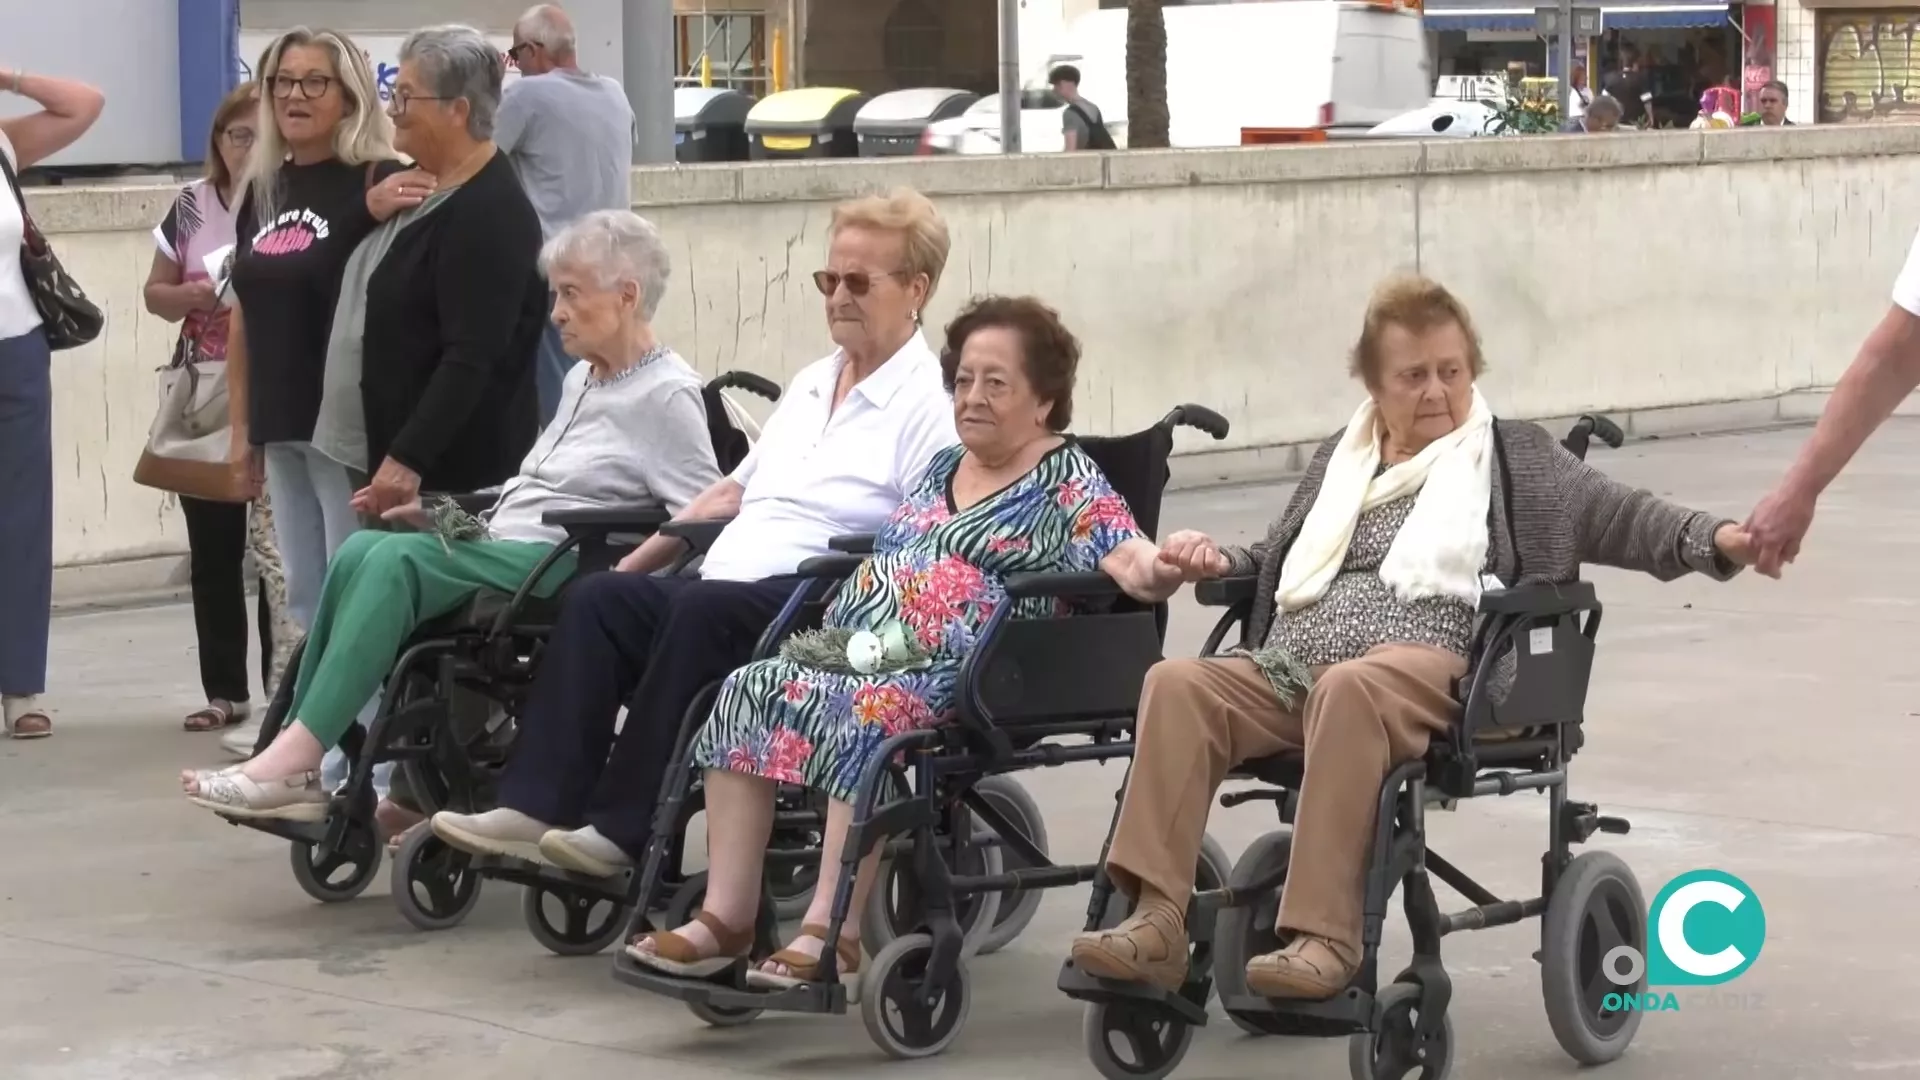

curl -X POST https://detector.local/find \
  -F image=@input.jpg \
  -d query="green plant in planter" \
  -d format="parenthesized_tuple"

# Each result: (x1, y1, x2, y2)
(1486, 90, 1561, 135)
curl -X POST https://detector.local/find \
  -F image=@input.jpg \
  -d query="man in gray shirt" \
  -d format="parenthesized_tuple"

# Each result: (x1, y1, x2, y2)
(1050, 64, 1113, 151)
(497, 4, 638, 424)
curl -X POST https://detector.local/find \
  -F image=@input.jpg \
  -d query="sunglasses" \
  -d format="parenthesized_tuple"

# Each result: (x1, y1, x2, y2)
(812, 268, 908, 297)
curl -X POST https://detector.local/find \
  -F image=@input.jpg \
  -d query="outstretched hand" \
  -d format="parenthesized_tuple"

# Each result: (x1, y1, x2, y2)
(1740, 484, 1816, 579)
(1157, 529, 1230, 582)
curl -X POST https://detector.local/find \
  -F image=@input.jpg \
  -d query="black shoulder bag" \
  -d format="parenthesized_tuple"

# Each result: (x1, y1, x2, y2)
(0, 147, 104, 350)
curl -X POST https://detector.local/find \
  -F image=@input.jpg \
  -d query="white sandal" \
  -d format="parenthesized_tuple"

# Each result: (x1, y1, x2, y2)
(187, 769, 328, 821)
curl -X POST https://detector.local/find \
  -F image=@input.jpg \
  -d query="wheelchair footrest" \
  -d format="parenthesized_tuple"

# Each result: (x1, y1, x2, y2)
(221, 814, 326, 845)
(610, 953, 847, 1015)
(1220, 989, 1373, 1038)
(1056, 962, 1210, 1026)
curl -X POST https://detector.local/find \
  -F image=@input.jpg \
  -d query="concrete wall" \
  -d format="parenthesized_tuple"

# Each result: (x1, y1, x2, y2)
(30, 125, 1920, 587)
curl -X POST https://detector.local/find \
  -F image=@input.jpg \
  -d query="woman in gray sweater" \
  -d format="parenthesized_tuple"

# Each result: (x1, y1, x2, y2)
(1071, 274, 1760, 1002)
(181, 210, 721, 820)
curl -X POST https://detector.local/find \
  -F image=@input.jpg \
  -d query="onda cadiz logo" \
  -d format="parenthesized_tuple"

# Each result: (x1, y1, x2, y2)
(1601, 870, 1766, 1013)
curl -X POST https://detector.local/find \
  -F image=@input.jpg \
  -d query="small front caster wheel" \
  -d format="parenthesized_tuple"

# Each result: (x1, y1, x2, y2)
(1348, 983, 1454, 1080)
(522, 884, 629, 957)
(289, 818, 381, 903)
(1082, 999, 1195, 1080)
(391, 825, 483, 931)
(860, 932, 972, 1060)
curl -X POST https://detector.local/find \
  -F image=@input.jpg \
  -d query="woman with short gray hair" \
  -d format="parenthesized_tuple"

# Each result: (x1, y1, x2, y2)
(183, 209, 722, 820)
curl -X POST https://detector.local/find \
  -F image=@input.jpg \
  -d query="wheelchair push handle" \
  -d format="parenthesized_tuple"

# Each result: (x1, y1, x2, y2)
(1561, 413, 1625, 461)
(1160, 404, 1231, 441)
(710, 370, 782, 401)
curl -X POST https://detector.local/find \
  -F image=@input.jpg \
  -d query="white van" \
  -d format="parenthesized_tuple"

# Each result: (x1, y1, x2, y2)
(930, 0, 1432, 153)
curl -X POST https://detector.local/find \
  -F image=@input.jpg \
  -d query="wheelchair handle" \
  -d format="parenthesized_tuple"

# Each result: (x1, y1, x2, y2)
(1586, 414, 1625, 448)
(710, 370, 782, 401)
(1160, 404, 1231, 441)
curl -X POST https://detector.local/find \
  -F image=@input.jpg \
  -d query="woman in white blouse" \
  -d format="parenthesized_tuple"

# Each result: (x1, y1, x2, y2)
(0, 66, 105, 740)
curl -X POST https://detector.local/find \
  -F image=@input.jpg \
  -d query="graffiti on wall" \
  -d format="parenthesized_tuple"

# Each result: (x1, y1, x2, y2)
(1818, 10, 1920, 123)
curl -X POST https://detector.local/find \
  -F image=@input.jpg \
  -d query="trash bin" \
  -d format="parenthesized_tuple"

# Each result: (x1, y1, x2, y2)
(745, 87, 870, 160)
(674, 87, 756, 163)
(854, 88, 980, 156)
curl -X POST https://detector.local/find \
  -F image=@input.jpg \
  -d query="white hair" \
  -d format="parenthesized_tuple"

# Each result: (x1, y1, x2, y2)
(515, 4, 578, 58)
(399, 24, 505, 140)
(541, 210, 672, 321)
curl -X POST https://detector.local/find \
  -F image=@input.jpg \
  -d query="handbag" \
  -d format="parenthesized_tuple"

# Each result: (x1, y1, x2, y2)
(132, 253, 249, 502)
(0, 147, 103, 351)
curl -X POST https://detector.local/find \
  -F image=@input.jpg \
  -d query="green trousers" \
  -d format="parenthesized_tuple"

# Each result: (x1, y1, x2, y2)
(289, 530, 575, 747)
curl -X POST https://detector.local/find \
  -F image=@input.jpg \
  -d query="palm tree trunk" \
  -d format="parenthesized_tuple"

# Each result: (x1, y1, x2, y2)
(1126, 0, 1169, 148)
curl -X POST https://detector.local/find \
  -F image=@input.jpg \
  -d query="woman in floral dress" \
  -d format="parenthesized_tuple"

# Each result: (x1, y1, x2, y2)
(627, 296, 1211, 986)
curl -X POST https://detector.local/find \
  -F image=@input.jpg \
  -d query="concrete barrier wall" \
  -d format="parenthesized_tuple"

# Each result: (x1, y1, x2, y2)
(33, 125, 1920, 580)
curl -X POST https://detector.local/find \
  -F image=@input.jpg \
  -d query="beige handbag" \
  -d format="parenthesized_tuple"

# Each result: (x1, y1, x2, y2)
(133, 249, 250, 502)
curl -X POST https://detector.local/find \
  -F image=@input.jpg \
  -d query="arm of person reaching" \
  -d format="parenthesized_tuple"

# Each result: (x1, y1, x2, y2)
(614, 474, 745, 574)
(1100, 538, 1189, 604)
(0, 69, 105, 168)
(224, 300, 263, 497)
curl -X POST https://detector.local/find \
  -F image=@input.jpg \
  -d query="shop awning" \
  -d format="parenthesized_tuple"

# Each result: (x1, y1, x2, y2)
(1422, 1, 1730, 32)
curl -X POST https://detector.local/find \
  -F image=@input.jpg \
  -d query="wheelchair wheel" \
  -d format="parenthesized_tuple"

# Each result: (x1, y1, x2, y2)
(862, 832, 1002, 958)
(1347, 982, 1453, 1080)
(662, 871, 768, 1027)
(971, 775, 1048, 957)
(859, 932, 972, 1060)
(1081, 997, 1195, 1080)
(1539, 850, 1647, 1065)
(521, 883, 630, 957)
(1211, 829, 1294, 1036)
(289, 818, 382, 904)
(390, 825, 484, 931)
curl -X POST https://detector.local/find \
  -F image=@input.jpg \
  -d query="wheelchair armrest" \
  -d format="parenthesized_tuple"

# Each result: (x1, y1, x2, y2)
(658, 517, 732, 554)
(796, 554, 864, 579)
(1476, 581, 1599, 618)
(541, 505, 672, 541)
(1194, 575, 1259, 607)
(1003, 571, 1123, 601)
(829, 533, 876, 555)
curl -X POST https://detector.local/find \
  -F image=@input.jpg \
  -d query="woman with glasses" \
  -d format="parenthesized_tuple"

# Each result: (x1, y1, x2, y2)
(144, 81, 302, 734)
(432, 187, 960, 881)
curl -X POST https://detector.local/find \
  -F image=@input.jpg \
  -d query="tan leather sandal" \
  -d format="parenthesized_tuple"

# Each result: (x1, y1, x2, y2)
(624, 910, 755, 978)
(748, 923, 862, 990)
(1244, 933, 1359, 1000)
(1069, 905, 1191, 992)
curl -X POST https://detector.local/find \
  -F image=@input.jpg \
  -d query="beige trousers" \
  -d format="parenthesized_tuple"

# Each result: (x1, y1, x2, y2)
(1104, 644, 1467, 956)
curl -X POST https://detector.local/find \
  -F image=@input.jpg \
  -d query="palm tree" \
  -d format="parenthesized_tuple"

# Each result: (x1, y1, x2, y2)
(1126, 0, 1169, 147)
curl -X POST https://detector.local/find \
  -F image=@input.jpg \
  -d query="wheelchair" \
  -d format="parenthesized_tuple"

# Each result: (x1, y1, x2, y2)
(608, 404, 1235, 1057)
(1057, 413, 1644, 1080)
(217, 370, 818, 947)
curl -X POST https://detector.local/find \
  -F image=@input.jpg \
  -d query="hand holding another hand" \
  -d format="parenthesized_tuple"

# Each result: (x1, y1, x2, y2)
(1739, 483, 1816, 579)
(1157, 529, 1231, 582)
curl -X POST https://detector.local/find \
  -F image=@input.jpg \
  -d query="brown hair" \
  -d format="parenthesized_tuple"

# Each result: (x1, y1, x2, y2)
(1348, 274, 1487, 385)
(828, 187, 952, 306)
(940, 295, 1081, 431)
(205, 81, 261, 194)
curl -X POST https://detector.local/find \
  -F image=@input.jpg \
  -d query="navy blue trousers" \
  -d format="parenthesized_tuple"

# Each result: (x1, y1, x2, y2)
(497, 570, 800, 858)
(0, 328, 51, 697)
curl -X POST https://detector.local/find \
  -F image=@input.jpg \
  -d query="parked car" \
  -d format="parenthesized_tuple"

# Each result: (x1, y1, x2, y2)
(1364, 99, 1501, 138)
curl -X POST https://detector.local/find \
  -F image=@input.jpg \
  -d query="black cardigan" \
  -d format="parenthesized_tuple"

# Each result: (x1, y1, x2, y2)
(361, 151, 544, 492)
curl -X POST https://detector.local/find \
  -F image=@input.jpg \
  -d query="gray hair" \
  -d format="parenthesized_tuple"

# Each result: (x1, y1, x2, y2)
(1587, 93, 1623, 122)
(541, 210, 672, 321)
(399, 24, 505, 140)
(516, 4, 577, 58)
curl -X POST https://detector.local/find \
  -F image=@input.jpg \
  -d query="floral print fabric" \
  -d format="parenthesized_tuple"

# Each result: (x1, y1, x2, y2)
(691, 441, 1142, 801)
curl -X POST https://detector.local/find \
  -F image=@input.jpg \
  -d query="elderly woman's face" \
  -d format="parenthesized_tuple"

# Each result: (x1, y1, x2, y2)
(1369, 320, 1476, 453)
(819, 225, 926, 357)
(389, 59, 464, 158)
(548, 261, 636, 361)
(952, 326, 1053, 458)
(270, 45, 346, 148)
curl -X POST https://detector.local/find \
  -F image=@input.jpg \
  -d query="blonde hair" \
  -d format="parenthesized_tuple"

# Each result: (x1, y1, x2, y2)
(243, 27, 396, 228)
(1349, 274, 1488, 386)
(828, 187, 952, 305)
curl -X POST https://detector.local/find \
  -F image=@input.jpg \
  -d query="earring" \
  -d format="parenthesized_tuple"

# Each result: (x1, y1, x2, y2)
(910, 309, 920, 323)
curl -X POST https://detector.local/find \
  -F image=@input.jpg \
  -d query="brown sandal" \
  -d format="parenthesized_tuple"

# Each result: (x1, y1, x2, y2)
(624, 910, 755, 977)
(747, 922, 862, 990)
(183, 700, 245, 732)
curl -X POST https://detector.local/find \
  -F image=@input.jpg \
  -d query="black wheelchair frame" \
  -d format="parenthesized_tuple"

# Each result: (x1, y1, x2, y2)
(608, 405, 1236, 1059)
(1056, 413, 1652, 1080)
(208, 371, 799, 942)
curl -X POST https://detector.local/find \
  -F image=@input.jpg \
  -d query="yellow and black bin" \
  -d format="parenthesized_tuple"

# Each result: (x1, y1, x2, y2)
(674, 86, 757, 163)
(745, 87, 871, 160)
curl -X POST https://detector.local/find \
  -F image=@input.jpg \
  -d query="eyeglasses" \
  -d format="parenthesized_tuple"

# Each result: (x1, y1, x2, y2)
(270, 73, 335, 100)
(388, 89, 455, 115)
(812, 268, 909, 297)
(221, 127, 256, 148)
(508, 43, 535, 63)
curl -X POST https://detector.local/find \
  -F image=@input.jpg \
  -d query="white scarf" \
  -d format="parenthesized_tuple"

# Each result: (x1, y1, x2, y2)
(1274, 387, 1495, 613)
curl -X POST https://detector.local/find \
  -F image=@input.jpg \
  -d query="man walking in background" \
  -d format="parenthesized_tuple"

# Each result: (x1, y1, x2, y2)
(497, 3, 637, 425)
(1049, 65, 1115, 151)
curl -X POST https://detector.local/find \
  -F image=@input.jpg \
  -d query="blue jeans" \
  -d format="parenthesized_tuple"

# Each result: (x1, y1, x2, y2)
(534, 309, 575, 427)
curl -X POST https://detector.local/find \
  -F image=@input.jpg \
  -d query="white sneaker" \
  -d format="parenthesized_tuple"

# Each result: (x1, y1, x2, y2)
(220, 716, 262, 759)
(431, 808, 555, 864)
(537, 825, 633, 878)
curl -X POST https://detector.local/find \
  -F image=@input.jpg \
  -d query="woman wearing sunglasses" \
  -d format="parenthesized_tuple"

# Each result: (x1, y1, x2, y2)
(432, 186, 960, 881)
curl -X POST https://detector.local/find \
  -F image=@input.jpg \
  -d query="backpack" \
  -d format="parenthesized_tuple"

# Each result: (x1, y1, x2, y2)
(1065, 101, 1118, 150)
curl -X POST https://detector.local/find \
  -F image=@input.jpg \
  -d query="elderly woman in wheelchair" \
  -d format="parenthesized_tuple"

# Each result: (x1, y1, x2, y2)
(182, 210, 721, 818)
(625, 295, 1198, 987)
(1069, 274, 1759, 1007)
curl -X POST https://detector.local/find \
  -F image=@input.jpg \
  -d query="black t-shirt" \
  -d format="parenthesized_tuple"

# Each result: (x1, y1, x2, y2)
(231, 157, 403, 444)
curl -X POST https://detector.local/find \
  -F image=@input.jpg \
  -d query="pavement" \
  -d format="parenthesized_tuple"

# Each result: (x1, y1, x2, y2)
(6, 421, 1920, 1080)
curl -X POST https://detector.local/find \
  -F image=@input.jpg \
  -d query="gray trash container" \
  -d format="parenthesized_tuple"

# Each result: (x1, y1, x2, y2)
(854, 88, 980, 156)
(674, 87, 756, 163)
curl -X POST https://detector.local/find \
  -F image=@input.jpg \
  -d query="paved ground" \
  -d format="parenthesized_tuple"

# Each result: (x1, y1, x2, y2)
(6, 421, 1920, 1080)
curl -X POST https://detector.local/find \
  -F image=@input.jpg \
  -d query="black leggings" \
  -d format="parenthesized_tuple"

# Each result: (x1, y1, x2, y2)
(180, 496, 272, 704)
